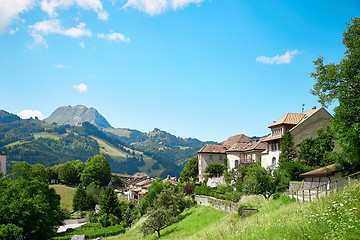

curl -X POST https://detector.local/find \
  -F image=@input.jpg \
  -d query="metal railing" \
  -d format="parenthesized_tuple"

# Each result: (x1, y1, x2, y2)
(287, 171, 360, 202)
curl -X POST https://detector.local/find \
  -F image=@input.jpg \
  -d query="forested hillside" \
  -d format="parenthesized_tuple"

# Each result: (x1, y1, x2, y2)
(0, 110, 181, 177)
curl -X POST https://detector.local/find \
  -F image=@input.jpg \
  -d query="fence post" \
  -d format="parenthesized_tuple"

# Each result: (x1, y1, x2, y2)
(296, 190, 298, 202)
(302, 190, 304, 202)
(309, 189, 311, 202)
(348, 176, 351, 185)
(316, 187, 319, 199)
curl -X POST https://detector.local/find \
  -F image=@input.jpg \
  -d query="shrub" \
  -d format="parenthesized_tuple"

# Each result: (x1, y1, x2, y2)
(216, 184, 233, 194)
(225, 191, 242, 203)
(99, 214, 120, 228)
(205, 163, 227, 176)
(183, 182, 195, 195)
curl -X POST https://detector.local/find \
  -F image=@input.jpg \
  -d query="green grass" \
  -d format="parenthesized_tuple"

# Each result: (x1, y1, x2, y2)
(50, 184, 77, 212)
(105, 181, 360, 240)
(34, 132, 67, 140)
(104, 128, 132, 138)
(105, 205, 233, 240)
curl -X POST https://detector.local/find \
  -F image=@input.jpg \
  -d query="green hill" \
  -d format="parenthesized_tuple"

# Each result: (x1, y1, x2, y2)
(0, 110, 172, 177)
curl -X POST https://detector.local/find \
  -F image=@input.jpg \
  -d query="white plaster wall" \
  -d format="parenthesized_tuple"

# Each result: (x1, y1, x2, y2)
(227, 153, 241, 169)
(198, 153, 226, 182)
(261, 149, 280, 169)
(0, 155, 6, 175)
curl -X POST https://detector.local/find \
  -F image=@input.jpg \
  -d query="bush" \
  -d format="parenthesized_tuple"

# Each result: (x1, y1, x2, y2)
(99, 214, 120, 228)
(183, 182, 195, 195)
(205, 163, 227, 176)
(54, 223, 125, 240)
(225, 191, 242, 202)
(216, 184, 233, 194)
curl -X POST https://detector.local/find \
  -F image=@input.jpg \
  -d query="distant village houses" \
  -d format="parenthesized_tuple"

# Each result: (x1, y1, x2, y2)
(198, 107, 333, 183)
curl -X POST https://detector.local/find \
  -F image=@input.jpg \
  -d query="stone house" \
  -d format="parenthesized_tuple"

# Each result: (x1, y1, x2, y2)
(198, 134, 267, 182)
(261, 107, 333, 169)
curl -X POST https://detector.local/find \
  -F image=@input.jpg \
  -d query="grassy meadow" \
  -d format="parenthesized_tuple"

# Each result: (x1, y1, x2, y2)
(50, 184, 77, 212)
(105, 181, 360, 240)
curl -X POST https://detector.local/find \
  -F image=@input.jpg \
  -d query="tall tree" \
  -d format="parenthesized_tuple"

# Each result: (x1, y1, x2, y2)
(278, 130, 296, 165)
(179, 156, 198, 183)
(80, 155, 111, 186)
(298, 128, 335, 167)
(311, 17, 360, 173)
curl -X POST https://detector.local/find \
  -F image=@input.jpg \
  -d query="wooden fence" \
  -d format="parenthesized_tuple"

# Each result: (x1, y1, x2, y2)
(287, 171, 360, 202)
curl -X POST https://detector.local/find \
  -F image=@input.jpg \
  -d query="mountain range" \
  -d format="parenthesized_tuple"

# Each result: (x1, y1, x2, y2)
(0, 105, 216, 177)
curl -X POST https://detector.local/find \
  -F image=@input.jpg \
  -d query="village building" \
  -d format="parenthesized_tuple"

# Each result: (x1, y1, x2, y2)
(261, 107, 333, 169)
(300, 164, 342, 189)
(197, 134, 267, 182)
(0, 152, 6, 176)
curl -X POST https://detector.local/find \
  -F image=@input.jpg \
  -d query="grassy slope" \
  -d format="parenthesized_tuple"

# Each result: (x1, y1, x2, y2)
(104, 128, 132, 138)
(50, 184, 77, 212)
(105, 205, 232, 240)
(91, 136, 164, 176)
(106, 181, 360, 240)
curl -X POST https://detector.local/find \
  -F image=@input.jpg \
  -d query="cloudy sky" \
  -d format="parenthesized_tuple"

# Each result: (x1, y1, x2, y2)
(0, 0, 359, 142)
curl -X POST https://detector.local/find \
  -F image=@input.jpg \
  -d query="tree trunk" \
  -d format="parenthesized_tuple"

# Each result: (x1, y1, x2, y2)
(157, 230, 161, 238)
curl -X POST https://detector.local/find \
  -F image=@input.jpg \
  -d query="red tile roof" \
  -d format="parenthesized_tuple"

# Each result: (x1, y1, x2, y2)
(197, 144, 230, 153)
(300, 164, 337, 178)
(223, 134, 252, 146)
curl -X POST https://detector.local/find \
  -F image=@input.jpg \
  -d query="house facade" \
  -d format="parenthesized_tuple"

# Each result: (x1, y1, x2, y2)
(198, 134, 267, 182)
(261, 107, 333, 169)
(0, 152, 6, 176)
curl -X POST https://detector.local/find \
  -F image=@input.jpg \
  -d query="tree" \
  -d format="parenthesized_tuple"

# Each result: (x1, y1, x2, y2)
(310, 17, 360, 173)
(80, 155, 111, 186)
(58, 161, 79, 185)
(73, 187, 96, 211)
(140, 207, 177, 238)
(179, 156, 198, 183)
(244, 165, 289, 200)
(204, 163, 227, 176)
(99, 187, 121, 217)
(298, 128, 335, 167)
(278, 130, 296, 165)
(0, 162, 64, 239)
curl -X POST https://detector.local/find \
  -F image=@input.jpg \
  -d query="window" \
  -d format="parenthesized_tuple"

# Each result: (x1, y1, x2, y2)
(272, 157, 276, 165)
(209, 155, 213, 160)
(235, 160, 239, 169)
(219, 155, 223, 161)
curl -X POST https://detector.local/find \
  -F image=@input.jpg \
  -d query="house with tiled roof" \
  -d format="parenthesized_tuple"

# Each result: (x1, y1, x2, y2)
(300, 164, 341, 189)
(198, 134, 267, 182)
(261, 106, 333, 169)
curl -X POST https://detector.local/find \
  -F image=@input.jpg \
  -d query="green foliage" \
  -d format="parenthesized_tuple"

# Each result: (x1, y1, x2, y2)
(73, 187, 96, 211)
(99, 187, 121, 218)
(154, 188, 185, 217)
(58, 160, 85, 185)
(99, 214, 121, 228)
(244, 166, 289, 200)
(280, 160, 313, 181)
(179, 156, 198, 182)
(137, 178, 174, 215)
(278, 130, 296, 165)
(216, 184, 233, 195)
(54, 222, 125, 240)
(140, 207, 178, 238)
(0, 162, 64, 239)
(205, 162, 227, 176)
(81, 155, 111, 187)
(86, 182, 103, 203)
(298, 128, 335, 167)
(0, 224, 23, 240)
(311, 17, 360, 173)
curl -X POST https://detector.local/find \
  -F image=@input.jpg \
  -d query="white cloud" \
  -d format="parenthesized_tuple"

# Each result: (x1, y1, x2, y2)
(122, 0, 204, 15)
(97, 31, 130, 43)
(80, 41, 85, 48)
(40, 0, 109, 21)
(18, 110, 44, 120)
(28, 19, 92, 48)
(73, 83, 88, 93)
(0, 0, 36, 33)
(256, 50, 299, 64)
(55, 64, 66, 68)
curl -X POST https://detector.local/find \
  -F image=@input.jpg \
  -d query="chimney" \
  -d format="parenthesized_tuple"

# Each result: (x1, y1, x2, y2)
(312, 106, 316, 110)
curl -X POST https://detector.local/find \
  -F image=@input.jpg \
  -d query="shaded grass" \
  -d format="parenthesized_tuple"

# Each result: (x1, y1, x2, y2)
(34, 132, 67, 140)
(50, 184, 77, 212)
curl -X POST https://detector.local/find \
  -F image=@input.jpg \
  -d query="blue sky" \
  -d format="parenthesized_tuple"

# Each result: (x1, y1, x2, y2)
(0, 0, 359, 142)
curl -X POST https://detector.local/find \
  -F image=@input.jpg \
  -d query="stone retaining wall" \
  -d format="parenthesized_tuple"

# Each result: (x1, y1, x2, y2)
(194, 195, 238, 213)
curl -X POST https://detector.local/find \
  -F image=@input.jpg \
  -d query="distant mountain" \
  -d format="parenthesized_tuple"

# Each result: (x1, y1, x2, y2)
(45, 105, 112, 129)
(104, 127, 217, 166)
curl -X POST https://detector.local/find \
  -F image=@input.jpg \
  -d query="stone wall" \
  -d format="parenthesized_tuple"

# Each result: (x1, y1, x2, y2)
(194, 195, 238, 213)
